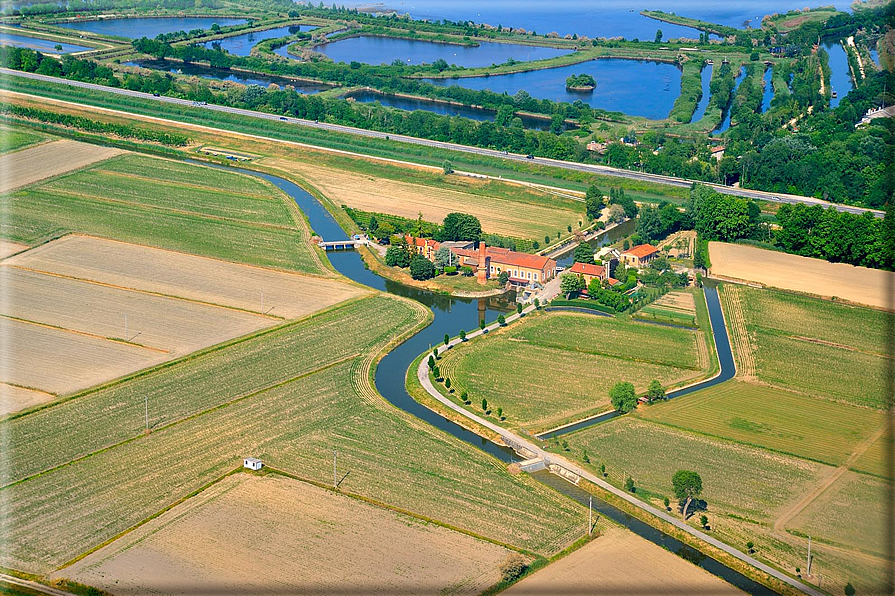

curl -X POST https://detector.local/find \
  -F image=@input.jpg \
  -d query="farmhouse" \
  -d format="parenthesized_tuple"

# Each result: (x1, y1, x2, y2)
(450, 243, 557, 286)
(568, 262, 608, 286)
(710, 145, 726, 161)
(621, 244, 659, 268)
(404, 235, 440, 260)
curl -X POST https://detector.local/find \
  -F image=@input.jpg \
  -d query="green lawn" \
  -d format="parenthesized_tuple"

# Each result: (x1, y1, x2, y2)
(0, 294, 587, 574)
(434, 310, 706, 433)
(0, 153, 322, 274)
(638, 380, 884, 467)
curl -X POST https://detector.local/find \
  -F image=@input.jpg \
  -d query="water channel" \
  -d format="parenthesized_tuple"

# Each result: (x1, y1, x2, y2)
(760, 65, 774, 112)
(56, 16, 247, 38)
(214, 161, 770, 595)
(823, 41, 854, 108)
(691, 63, 713, 122)
(714, 65, 746, 134)
(424, 58, 681, 120)
(314, 34, 570, 67)
(0, 30, 91, 53)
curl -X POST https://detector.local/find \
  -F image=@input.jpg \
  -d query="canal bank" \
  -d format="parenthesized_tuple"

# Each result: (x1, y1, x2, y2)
(216, 161, 814, 596)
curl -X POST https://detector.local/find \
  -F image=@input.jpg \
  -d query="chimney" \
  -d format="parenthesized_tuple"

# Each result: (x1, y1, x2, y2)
(477, 241, 488, 285)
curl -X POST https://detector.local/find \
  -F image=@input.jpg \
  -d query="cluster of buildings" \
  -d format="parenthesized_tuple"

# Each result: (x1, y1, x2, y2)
(404, 235, 558, 287)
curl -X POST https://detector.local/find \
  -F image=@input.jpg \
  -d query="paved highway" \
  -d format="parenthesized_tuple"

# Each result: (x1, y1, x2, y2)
(1, 68, 883, 217)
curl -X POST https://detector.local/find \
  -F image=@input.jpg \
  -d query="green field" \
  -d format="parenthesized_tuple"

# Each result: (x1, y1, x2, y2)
(434, 310, 707, 432)
(852, 432, 892, 478)
(0, 294, 586, 573)
(0, 125, 45, 154)
(728, 285, 889, 409)
(638, 380, 885, 466)
(0, 152, 322, 274)
(564, 417, 829, 527)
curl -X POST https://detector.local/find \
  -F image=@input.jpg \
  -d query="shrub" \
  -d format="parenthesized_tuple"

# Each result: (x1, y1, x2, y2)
(499, 554, 528, 583)
(444, 265, 457, 275)
(409, 255, 436, 280)
(385, 245, 411, 267)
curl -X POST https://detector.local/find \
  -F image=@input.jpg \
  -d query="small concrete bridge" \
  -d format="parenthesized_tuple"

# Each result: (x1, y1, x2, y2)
(315, 235, 369, 251)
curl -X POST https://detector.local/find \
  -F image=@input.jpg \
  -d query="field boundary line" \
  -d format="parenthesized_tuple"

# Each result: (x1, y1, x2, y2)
(515, 336, 703, 371)
(0, 294, 375, 422)
(0, 381, 55, 398)
(0, 313, 170, 354)
(0, 573, 75, 596)
(0, 354, 360, 492)
(0, 138, 125, 194)
(3, 264, 287, 321)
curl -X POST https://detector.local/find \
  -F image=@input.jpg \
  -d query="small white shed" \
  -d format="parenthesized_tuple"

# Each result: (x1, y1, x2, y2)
(243, 457, 263, 471)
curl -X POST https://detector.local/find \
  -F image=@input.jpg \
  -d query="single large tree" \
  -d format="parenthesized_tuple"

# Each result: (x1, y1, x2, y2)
(437, 212, 482, 242)
(672, 470, 703, 519)
(559, 273, 585, 296)
(609, 382, 636, 413)
(573, 243, 595, 264)
(585, 184, 604, 220)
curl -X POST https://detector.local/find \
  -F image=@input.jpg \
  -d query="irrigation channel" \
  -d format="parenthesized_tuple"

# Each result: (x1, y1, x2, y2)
(221, 163, 773, 596)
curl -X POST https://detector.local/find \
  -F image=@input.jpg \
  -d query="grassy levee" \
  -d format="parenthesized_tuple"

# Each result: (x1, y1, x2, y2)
(0, 294, 587, 574)
(728, 285, 890, 409)
(432, 310, 708, 434)
(668, 61, 704, 124)
(1, 296, 389, 485)
(1, 152, 323, 274)
(638, 380, 885, 467)
(0, 73, 690, 201)
(0, 125, 46, 154)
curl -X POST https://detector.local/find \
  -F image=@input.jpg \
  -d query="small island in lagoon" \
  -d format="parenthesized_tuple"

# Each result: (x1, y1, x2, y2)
(565, 73, 596, 91)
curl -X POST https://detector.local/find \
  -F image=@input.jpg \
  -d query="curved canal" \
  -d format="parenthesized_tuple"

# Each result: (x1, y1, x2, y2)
(232, 165, 772, 596)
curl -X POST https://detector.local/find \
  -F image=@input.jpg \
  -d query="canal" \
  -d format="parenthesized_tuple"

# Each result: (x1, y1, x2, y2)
(219, 161, 773, 596)
(56, 17, 247, 38)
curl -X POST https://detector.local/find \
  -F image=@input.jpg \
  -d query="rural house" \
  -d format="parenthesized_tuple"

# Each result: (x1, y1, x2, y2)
(404, 235, 440, 261)
(243, 457, 263, 471)
(449, 243, 557, 286)
(621, 244, 659, 268)
(568, 262, 608, 285)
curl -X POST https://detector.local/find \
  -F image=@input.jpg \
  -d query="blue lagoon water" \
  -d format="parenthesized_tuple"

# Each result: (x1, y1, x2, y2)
(691, 63, 712, 121)
(202, 24, 318, 56)
(315, 35, 570, 67)
(824, 41, 853, 107)
(759, 65, 773, 112)
(425, 58, 680, 119)
(346, 0, 852, 41)
(0, 31, 90, 53)
(869, 48, 879, 67)
(57, 17, 246, 38)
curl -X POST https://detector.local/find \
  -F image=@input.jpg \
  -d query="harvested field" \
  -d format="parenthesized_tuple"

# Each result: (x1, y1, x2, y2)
(0, 384, 55, 418)
(7, 235, 364, 319)
(0, 139, 122, 193)
(279, 158, 582, 240)
(709, 242, 895, 310)
(1, 267, 272, 355)
(0, 240, 27, 260)
(639, 380, 884, 467)
(435, 311, 705, 432)
(0, 317, 166, 396)
(1, 154, 322, 274)
(505, 527, 742, 596)
(61, 474, 512, 596)
(652, 291, 696, 314)
(722, 284, 890, 409)
(1, 298, 586, 573)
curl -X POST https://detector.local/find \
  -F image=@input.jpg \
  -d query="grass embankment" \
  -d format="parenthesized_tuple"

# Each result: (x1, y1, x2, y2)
(1, 151, 323, 274)
(640, 10, 739, 37)
(0, 294, 588, 574)
(0, 73, 691, 202)
(431, 305, 711, 435)
(668, 60, 705, 124)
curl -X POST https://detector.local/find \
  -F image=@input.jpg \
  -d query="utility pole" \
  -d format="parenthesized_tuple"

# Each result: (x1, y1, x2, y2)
(261, 290, 264, 314)
(807, 535, 812, 576)
(333, 449, 337, 489)
(144, 394, 149, 434)
(588, 495, 593, 535)
(124, 313, 127, 341)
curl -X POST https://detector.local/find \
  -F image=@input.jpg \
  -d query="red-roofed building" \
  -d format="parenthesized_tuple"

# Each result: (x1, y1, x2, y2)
(568, 262, 607, 286)
(621, 244, 659, 268)
(446, 243, 558, 285)
(404, 235, 440, 261)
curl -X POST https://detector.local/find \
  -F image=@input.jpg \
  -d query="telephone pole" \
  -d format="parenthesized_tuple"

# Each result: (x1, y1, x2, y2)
(144, 394, 149, 434)
(333, 449, 337, 489)
(588, 495, 593, 535)
(807, 535, 812, 576)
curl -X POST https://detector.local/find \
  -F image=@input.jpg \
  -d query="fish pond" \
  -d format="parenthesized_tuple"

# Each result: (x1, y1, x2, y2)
(56, 17, 246, 38)
(202, 24, 318, 57)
